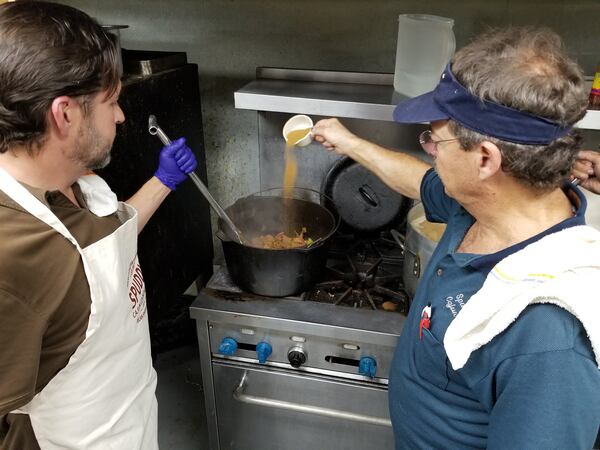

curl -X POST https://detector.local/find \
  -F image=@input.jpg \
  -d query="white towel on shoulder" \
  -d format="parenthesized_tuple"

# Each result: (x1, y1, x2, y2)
(76, 174, 119, 217)
(444, 225, 600, 370)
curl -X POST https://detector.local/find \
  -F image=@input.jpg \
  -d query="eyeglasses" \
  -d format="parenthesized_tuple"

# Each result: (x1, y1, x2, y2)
(419, 130, 459, 156)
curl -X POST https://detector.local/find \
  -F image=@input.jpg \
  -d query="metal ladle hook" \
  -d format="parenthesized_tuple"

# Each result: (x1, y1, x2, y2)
(148, 115, 172, 146)
(147, 115, 245, 245)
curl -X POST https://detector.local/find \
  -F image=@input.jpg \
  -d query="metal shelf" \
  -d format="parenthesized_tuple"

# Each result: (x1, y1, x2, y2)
(234, 68, 400, 122)
(234, 67, 600, 130)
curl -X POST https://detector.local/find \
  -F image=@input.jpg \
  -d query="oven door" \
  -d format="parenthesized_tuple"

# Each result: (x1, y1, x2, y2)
(212, 360, 394, 450)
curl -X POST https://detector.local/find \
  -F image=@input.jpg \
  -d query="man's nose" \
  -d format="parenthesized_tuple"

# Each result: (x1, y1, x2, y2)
(115, 104, 125, 124)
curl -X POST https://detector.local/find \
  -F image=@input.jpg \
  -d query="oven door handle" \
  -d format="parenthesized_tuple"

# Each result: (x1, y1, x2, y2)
(233, 371, 392, 428)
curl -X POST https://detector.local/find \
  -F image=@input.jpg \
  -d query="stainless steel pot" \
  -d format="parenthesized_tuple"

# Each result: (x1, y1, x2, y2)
(393, 203, 446, 299)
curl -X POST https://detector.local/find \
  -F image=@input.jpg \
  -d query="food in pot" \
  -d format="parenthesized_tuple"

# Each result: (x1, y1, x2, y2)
(250, 227, 314, 249)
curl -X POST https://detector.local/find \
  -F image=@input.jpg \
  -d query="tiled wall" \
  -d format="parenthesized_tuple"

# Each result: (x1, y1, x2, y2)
(58, 0, 600, 248)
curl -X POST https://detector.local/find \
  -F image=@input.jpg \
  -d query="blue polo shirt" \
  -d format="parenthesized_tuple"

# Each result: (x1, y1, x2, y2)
(389, 169, 600, 449)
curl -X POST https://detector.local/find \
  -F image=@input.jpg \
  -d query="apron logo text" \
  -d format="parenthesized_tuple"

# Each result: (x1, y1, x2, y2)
(128, 259, 147, 323)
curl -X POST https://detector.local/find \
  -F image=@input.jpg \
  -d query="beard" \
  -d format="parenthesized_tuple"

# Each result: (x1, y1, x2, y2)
(70, 118, 113, 171)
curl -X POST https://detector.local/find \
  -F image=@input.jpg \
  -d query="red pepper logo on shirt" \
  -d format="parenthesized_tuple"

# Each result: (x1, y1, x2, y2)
(419, 305, 432, 339)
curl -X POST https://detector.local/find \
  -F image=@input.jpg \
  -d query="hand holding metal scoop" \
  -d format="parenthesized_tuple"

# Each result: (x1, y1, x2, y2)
(148, 115, 245, 245)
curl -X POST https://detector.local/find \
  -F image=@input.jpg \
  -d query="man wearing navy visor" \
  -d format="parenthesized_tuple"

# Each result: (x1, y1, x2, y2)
(313, 27, 600, 449)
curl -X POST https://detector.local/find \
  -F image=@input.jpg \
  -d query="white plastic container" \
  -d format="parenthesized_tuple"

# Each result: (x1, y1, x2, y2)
(282, 114, 314, 147)
(393, 14, 455, 98)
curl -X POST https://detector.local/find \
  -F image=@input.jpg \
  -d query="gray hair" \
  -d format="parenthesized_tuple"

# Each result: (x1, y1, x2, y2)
(0, 2, 121, 154)
(449, 27, 587, 190)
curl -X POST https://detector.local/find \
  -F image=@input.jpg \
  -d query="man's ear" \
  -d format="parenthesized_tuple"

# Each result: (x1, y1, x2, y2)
(477, 141, 503, 180)
(49, 96, 79, 138)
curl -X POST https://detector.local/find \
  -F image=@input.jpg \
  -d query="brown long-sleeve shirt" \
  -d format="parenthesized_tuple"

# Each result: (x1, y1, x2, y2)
(0, 182, 121, 449)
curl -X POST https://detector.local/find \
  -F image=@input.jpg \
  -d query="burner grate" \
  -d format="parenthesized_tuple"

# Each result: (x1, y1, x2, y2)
(303, 232, 409, 313)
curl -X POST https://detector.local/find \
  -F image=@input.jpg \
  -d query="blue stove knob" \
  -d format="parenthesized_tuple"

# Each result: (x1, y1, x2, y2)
(359, 357, 377, 378)
(256, 341, 272, 364)
(218, 337, 238, 356)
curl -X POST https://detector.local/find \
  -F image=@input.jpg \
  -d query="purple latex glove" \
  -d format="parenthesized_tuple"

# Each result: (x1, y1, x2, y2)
(154, 137, 198, 190)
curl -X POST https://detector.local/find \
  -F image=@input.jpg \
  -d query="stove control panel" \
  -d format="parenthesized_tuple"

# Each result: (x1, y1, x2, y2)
(358, 356, 377, 378)
(208, 322, 395, 381)
(256, 341, 273, 364)
(287, 346, 307, 368)
(218, 337, 238, 356)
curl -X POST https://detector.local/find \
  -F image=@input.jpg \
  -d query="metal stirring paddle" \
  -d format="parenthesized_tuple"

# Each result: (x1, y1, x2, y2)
(147, 115, 245, 245)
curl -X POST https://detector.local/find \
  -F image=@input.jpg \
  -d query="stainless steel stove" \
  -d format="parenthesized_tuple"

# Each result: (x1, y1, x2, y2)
(190, 233, 408, 450)
(190, 69, 426, 450)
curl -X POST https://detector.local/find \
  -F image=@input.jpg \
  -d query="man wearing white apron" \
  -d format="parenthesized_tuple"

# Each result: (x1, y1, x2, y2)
(0, 2, 198, 449)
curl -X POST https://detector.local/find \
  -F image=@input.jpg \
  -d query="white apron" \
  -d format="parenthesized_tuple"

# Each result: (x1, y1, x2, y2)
(0, 168, 158, 450)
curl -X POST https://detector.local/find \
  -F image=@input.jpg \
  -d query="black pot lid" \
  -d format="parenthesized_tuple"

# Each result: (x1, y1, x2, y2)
(322, 157, 407, 233)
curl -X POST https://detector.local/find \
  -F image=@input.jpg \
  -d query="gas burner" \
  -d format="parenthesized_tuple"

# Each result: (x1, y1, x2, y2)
(303, 252, 408, 313)
(303, 278, 408, 313)
(328, 231, 405, 265)
(328, 256, 399, 286)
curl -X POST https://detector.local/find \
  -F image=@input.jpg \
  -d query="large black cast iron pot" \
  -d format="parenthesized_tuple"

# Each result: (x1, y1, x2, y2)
(218, 188, 339, 297)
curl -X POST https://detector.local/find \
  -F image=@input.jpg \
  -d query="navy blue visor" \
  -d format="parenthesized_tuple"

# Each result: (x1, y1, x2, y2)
(393, 64, 572, 145)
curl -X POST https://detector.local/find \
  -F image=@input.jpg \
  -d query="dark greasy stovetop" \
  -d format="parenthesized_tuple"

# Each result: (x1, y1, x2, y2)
(302, 231, 409, 314)
(207, 230, 410, 315)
